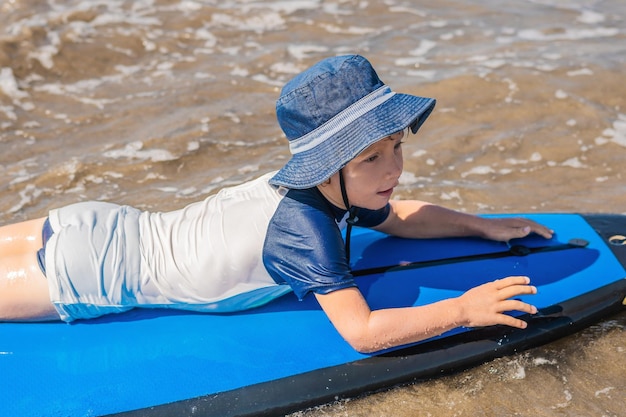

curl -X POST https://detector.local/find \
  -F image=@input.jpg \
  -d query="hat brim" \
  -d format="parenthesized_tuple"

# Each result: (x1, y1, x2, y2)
(270, 93, 435, 189)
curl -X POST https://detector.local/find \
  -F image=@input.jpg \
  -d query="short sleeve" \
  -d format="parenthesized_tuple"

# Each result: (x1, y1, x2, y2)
(262, 189, 358, 300)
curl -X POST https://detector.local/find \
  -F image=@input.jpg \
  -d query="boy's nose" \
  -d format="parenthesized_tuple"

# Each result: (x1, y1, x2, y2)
(389, 157, 403, 180)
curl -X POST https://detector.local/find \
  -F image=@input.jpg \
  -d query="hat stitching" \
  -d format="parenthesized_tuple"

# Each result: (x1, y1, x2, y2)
(288, 85, 395, 155)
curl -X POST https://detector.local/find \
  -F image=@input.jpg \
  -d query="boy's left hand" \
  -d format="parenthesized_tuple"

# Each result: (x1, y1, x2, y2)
(480, 217, 554, 242)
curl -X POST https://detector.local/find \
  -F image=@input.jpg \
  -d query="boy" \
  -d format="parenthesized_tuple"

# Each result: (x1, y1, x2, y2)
(0, 55, 552, 353)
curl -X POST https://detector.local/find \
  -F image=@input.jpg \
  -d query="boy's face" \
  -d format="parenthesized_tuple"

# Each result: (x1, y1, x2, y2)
(319, 130, 405, 210)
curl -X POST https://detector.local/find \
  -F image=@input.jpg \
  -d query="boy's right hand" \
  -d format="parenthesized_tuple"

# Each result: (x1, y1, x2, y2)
(457, 276, 538, 330)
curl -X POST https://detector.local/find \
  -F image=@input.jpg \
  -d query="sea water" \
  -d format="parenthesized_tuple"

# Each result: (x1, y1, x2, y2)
(1, 0, 624, 415)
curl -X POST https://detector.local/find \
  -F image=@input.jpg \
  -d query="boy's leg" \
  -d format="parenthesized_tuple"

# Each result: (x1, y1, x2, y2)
(0, 217, 47, 256)
(0, 218, 59, 321)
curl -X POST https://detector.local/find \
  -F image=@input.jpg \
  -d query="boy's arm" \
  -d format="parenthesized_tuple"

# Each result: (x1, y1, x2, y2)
(374, 200, 553, 242)
(315, 276, 538, 353)
(323, 200, 551, 353)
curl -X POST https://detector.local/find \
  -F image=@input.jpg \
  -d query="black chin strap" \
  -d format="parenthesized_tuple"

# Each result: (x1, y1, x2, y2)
(339, 169, 359, 264)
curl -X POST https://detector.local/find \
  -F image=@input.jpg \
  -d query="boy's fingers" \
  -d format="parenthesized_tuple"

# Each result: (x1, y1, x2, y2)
(499, 315, 529, 329)
(493, 276, 531, 289)
(498, 284, 537, 300)
(500, 299, 538, 315)
(510, 218, 554, 239)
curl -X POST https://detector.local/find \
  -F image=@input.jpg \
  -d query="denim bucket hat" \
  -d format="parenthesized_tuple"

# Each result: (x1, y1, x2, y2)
(269, 54, 436, 189)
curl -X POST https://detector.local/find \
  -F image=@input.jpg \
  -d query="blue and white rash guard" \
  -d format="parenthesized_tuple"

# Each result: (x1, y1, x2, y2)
(44, 172, 390, 321)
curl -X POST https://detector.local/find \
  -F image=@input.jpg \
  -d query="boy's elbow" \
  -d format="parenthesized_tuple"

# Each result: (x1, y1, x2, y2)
(352, 343, 379, 354)
(343, 332, 386, 354)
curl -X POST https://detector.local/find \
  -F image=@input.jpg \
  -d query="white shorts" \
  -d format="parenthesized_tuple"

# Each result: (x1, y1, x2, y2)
(44, 202, 141, 322)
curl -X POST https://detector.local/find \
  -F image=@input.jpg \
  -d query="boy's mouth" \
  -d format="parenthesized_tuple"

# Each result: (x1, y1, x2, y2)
(377, 187, 394, 198)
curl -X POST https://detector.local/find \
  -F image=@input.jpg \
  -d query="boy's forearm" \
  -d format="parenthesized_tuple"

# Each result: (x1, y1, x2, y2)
(361, 298, 465, 353)
(378, 200, 485, 239)
(316, 287, 465, 354)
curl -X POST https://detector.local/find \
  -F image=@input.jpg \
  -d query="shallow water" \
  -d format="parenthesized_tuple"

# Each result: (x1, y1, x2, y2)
(1, 0, 625, 415)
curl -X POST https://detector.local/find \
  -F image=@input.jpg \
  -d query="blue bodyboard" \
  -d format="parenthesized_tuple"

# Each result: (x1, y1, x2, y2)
(1, 213, 625, 417)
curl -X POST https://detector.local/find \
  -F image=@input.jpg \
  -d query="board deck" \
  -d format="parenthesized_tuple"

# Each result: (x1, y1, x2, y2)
(1, 213, 625, 417)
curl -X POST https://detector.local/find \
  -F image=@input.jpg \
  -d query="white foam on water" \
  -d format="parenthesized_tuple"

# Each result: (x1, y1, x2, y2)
(200, 117, 210, 133)
(533, 357, 557, 366)
(319, 23, 380, 35)
(321, 2, 354, 16)
(439, 29, 465, 41)
(186, 141, 199, 152)
(177, 187, 198, 197)
(89, 7, 161, 27)
(594, 386, 615, 397)
(8, 184, 43, 214)
(34, 74, 126, 108)
(555, 89, 568, 99)
(156, 186, 179, 193)
(577, 10, 605, 24)
(440, 190, 462, 203)
(229, 66, 249, 77)
(223, 111, 241, 124)
(406, 70, 437, 80)
(85, 175, 105, 185)
(482, 59, 507, 69)
(210, 12, 286, 34)
(411, 40, 438, 57)
(506, 152, 543, 166)
(461, 165, 495, 178)
(193, 71, 213, 80)
(561, 157, 585, 168)
(399, 171, 419, 185)
(502, 77, 519, 103)
(388, 6, 427, 17)
(36, 84, 118, 109)
(0, 105, 17, 125)
(542, 52, 562, 61)
(103, 141, 177, 162)
(610, 115, 626, 147)
(103, 171, 124, 179)
(114, 64, 144, 77)
(287, 44, 330, 60)
(395, 40, 437, 67)
(517, 27, 619, 41)
(270, 61, 302, 75)
(238, 164, 260, 174)
(595, 114, 626, 148)
(1, 0, 173, 88)
(8, 159, 40, 185)
(0, 67, 35, 116)
(566, 68, 593, 76)
(176, 1, 203, 12)
(429, 20, 448, 28)
(0, 68, 29, 100)
(507, 360, 526, 380)
(250, 74, 284, 87)
(239, 0, 319, 15)
(552, 389, 573, 409)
